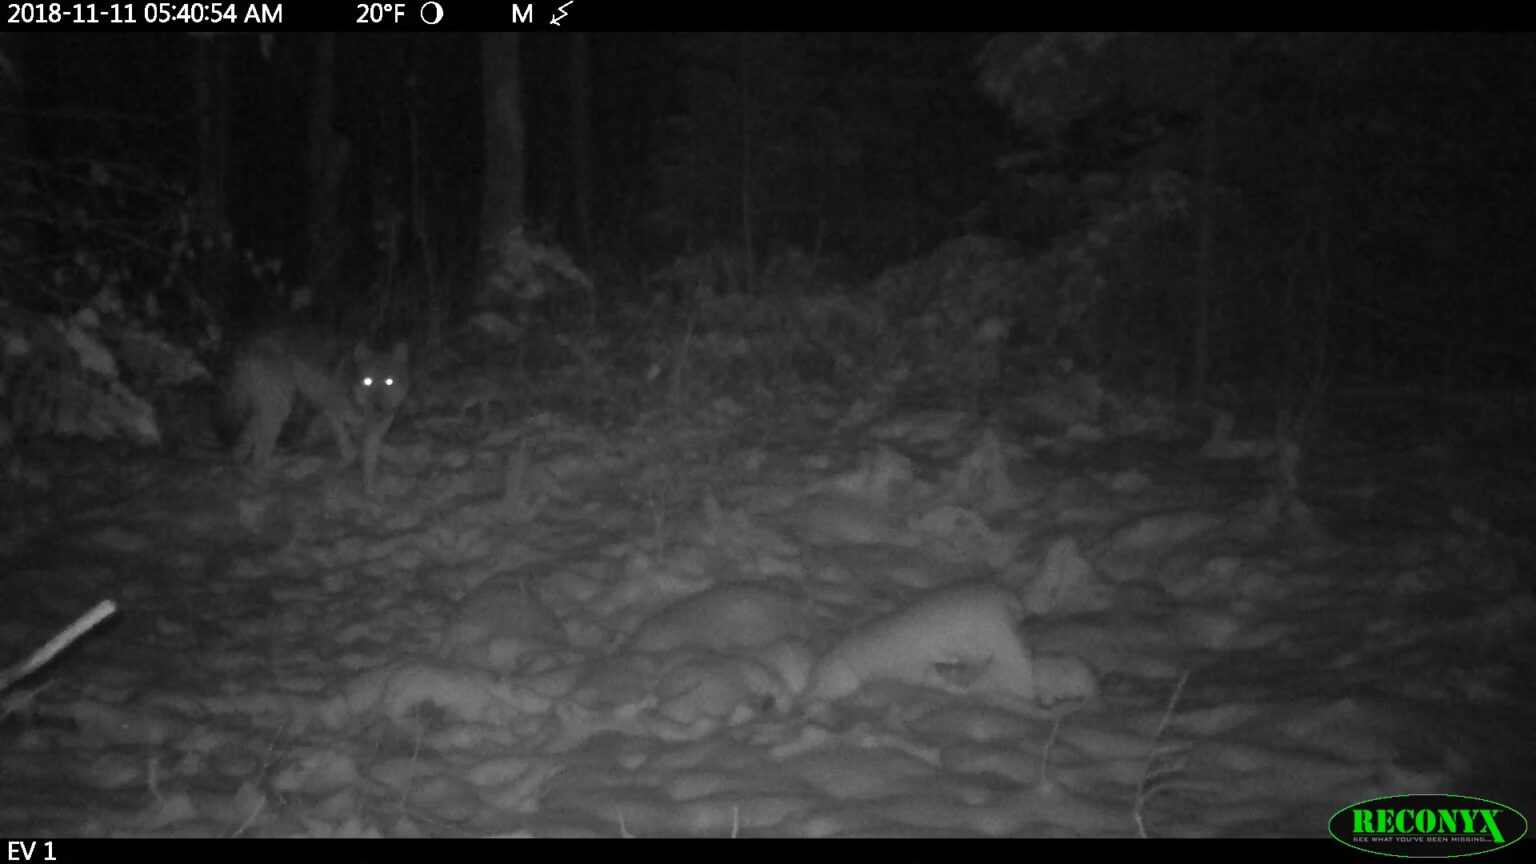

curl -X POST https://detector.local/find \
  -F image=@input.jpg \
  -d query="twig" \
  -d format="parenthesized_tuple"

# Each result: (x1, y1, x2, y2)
(1133, 670, 1189, 838)
(229, 791, 266, 839)
(0, 600, 117, 693)
(1038, 716, 1062, 790)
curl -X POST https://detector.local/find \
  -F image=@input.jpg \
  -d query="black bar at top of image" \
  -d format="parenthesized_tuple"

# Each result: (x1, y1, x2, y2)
(0, 0, 910, 32)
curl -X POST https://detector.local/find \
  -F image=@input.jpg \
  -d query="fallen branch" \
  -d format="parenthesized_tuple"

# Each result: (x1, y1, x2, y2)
(0, 600, 118, 693)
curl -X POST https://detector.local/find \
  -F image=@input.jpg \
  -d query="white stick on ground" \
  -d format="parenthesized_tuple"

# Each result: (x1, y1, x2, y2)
(0, 600, 118, 693)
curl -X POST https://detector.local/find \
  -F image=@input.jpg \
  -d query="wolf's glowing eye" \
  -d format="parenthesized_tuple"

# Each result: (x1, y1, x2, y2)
(384, 377, 394, 387)
(362, 377, 374, 387)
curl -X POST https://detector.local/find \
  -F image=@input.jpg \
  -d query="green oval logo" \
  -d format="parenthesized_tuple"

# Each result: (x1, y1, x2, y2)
(1330, 794, 1528, 857)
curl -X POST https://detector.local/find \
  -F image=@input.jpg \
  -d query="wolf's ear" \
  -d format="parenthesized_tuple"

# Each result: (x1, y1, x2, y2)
(390, 341, 409, 364)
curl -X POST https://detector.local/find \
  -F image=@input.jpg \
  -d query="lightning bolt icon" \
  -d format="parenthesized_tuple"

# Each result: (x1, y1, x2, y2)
(551, 1, 572, 25)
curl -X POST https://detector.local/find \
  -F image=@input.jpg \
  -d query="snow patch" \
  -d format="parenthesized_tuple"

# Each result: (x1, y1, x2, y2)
(625, 583, 807, 653)
(1021, 535, 1111, 615)
(443, 577, 566, 670)
(808, 583, 1040, 704)
(321, 662, 550, 729)
(776, 493, 917, 548)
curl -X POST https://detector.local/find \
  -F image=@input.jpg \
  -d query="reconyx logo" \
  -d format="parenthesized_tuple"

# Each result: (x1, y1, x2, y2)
(1330, 794, 1527, 857)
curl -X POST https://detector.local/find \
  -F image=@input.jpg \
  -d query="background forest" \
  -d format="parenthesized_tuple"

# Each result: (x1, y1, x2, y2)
(1, 32, 1532, 451)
